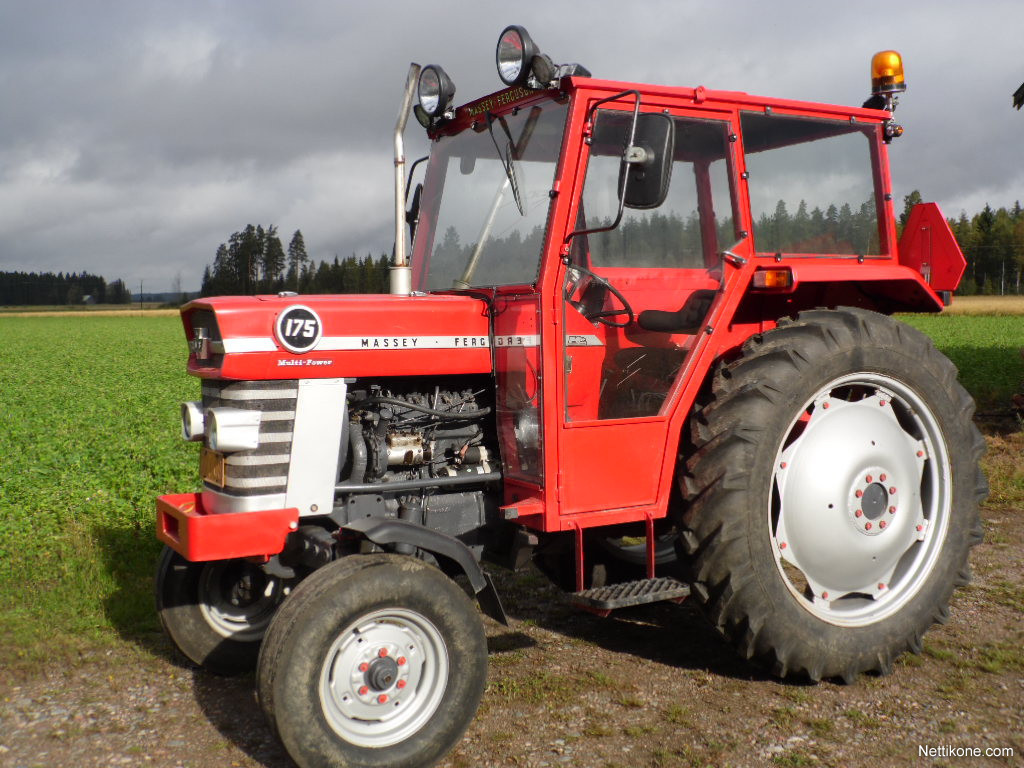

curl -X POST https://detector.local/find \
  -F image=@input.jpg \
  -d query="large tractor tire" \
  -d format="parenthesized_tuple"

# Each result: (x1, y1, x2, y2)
(678, 307, 986, 682)
(256, 553, 487, 768)
(156, 547, 293, 675)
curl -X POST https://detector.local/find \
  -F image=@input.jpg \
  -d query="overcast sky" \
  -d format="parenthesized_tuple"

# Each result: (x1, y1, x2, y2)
(1, 1, 1021, 292)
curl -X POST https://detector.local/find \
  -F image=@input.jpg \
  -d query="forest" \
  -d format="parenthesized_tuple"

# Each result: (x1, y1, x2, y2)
(0, 271, 131, 306)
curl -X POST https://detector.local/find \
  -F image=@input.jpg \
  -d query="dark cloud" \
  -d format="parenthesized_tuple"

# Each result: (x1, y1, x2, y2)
(0, 1, 1020, 290)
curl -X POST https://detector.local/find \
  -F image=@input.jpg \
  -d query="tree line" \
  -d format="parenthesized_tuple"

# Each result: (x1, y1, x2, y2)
(0, 271, 131, 306)
(199, 225, 391, 296)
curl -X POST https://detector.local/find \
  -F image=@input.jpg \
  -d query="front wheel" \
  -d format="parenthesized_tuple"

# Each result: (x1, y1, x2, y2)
(155, 547, 291, 674)
(679, 308, 986, 682)
(256, 554, 487, 768)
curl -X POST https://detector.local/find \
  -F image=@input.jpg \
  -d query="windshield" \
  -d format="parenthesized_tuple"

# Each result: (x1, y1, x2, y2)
(413, 99, 568, 291)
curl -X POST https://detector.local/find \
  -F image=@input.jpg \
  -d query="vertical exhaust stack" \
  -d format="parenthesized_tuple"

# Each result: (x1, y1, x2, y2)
(391, 63, 421, 296)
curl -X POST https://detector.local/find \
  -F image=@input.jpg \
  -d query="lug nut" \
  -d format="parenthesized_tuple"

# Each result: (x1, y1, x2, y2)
(855, 490, 863, 498)
(879, 521, 887, 529)
(358, 686, 369, 696)
(359, 662, 369, 672)
(397, 656, 407, 666)
(865, 474, 873, 483)
(855, 510, 863, 518)
(397, 679, 407, 689)
(378, 694, 389, 704)
(889, 506, 896, 514)
(889, 487, 896, 494)
(879, 473, 887, 482)
(865, 522, 872, 530)
(378, 648, 389, 658)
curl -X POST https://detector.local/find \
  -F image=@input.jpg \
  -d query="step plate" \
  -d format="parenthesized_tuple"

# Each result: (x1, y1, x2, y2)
(571, 577, 691, 611)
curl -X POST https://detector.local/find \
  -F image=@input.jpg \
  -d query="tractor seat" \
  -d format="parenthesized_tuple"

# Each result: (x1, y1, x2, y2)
(637, 289, 716, 333)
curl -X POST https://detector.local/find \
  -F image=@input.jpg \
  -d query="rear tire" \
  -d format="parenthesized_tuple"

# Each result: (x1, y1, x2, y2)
(256, 554, 487, 768)
(678, 308, 986, 682)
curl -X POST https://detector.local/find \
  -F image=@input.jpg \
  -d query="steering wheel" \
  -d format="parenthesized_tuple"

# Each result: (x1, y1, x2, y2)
(565, 263, 635, 328)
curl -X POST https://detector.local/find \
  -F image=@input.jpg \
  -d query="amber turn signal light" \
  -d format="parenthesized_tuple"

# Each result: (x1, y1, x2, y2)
(752, 268, 794, 290)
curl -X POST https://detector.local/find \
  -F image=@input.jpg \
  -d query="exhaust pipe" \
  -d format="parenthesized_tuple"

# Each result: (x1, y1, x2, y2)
(391, 63, 421, 296)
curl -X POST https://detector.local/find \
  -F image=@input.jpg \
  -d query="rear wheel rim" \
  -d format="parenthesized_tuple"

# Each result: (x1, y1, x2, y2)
(769, 373, 951, 627)
(319, 608, 449, 748)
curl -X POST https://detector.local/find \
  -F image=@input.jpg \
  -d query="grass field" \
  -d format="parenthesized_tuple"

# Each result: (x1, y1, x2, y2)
(0, 310, 1021, 666)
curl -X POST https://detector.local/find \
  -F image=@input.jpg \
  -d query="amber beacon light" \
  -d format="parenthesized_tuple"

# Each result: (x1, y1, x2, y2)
(871, 50, 906, 95)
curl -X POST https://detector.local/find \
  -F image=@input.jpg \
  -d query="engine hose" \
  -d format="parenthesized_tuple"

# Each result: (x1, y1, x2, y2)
(349, 395, 492, 420)
(345, 421, 368, 484)
(335, 471, 501, 494)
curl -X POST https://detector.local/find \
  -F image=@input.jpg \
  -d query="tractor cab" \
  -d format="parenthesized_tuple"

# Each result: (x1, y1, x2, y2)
(399, 27, 961, 554)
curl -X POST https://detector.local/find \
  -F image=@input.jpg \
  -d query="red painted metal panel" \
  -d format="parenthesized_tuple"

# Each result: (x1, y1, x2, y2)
(156, 492, 297, 561)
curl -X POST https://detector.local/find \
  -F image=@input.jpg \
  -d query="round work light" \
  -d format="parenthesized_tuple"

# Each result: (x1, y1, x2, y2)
(496, 25, 538, 87)
(417, 65, 456, 118)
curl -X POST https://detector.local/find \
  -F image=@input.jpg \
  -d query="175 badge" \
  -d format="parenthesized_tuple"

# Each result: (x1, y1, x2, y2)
(275, 305, 322, 353)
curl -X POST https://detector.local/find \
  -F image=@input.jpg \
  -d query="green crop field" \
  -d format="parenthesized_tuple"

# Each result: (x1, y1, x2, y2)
(899, 312, 1024, 411)
(0, 311, 1021, 666)
(0, 315, 198, 662)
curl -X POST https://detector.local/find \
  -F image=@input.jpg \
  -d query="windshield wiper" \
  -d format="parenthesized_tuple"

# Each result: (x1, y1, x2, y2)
(487, 111, 526, 215)
(453, 108, 542, 289)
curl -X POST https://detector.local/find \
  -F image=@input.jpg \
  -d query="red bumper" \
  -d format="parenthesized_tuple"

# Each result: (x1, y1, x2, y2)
(156, 492, 298, 562)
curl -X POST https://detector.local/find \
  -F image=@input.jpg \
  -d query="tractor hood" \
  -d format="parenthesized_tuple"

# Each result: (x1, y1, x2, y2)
(181, 293, 495, 380)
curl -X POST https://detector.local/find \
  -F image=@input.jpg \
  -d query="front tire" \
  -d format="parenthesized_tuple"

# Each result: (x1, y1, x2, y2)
(155, 547, 290, 675)
(256, 554, 487, 768)
(679, 308, 986, 682)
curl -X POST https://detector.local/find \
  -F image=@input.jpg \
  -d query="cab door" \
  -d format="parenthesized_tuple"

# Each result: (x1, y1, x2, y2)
(556, 106, 742, 518)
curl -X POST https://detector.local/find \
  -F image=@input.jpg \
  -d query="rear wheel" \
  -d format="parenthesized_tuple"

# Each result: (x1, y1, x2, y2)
(257, 554, 486, 768)
(678, 308, 986, 681)
(155, 547, 290, 674)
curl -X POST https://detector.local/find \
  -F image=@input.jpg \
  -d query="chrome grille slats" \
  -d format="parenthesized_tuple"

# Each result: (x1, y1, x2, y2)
(202, 380, 297, 497)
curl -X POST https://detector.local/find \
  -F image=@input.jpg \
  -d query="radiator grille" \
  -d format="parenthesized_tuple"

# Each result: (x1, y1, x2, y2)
(201, 380, 297, 497)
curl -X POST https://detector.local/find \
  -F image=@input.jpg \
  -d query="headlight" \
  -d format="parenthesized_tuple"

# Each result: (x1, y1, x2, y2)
(417, 64, 456, 118)
(205, 407, 262, 452)
(181, 401, 205, 442)
(496, 25, 538, 87)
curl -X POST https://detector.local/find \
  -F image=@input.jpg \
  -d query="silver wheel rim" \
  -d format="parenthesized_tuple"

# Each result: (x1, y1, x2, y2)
(319, 608, 449, 748)
(197, 561, 286, 641)
(769, 373, 951, 627)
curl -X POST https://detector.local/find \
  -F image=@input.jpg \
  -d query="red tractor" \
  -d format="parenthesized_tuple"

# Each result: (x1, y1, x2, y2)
(155, 28, 984, 768)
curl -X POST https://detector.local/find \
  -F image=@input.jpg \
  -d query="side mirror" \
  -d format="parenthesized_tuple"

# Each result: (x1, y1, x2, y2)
(621, 113, 674, 209)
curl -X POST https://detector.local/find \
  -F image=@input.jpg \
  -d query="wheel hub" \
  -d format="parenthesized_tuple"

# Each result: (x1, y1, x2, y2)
(367, 656, 400, 691)
(846, 466, 899, 536)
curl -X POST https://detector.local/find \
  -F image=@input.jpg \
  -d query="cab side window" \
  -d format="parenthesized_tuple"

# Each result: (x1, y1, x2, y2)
(580, 112, 737, 268)
(741, 112, 882, 255)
